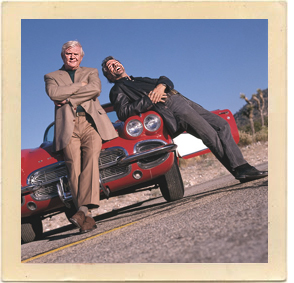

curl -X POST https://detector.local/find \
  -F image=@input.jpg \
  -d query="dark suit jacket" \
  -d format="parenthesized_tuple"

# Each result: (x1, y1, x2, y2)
(45, 66, 118, 151)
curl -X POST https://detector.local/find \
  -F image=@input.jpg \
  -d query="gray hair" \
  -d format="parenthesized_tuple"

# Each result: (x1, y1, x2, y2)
(61, 40, 84, 57)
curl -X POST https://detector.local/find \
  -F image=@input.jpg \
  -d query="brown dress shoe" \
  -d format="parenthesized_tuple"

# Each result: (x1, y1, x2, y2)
(69, 210, 86, 229)
(80, 216, 97, 234)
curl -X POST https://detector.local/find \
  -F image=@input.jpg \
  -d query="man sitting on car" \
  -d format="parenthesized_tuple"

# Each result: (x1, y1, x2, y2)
(44, 42, 118, 234)
(101, 56, 267, 183)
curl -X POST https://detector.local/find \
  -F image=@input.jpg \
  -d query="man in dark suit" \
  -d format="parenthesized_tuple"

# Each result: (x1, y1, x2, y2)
(45, 42, 118, 233)
(101, 56, 267, 183)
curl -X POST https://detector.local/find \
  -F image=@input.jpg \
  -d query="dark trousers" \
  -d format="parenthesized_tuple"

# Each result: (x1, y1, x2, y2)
(165, 94, 247, 173)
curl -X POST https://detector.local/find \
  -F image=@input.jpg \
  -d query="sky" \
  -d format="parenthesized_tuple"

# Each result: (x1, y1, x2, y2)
(21, 19, 268, 149)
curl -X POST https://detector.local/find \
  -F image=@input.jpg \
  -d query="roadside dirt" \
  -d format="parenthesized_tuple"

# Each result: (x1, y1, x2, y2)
(42, 141, 268, 232)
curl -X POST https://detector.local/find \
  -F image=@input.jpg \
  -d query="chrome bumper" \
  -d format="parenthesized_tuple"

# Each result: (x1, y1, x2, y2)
(117, 143, 177, 166)
(21, 184, 38, 195)
(21, 143, 177, 200)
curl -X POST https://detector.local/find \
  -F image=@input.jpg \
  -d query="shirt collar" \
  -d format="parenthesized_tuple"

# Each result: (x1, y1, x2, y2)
(119, 75, 134, 81)
(60, 65, 81, 72)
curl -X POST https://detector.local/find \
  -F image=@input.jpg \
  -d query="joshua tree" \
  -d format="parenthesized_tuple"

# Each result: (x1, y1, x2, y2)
(240, 93, 255, 137)
(252, 88, 265, 127)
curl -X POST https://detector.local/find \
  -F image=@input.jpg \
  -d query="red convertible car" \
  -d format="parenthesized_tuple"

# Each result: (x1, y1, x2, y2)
(21, 103, 239, 243)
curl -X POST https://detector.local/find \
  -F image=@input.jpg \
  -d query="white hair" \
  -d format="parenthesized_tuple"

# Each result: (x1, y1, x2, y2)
(61, 40, 84, 57)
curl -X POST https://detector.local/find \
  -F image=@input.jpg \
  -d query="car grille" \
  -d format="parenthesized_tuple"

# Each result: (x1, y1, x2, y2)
(99, 148, 131, 182)
(29, 162, 67, 185)
(99, 148, 123, 166)
(28, 147, 130, 200)
(135, 140, 169, 169)
(32, 183, 60, 201)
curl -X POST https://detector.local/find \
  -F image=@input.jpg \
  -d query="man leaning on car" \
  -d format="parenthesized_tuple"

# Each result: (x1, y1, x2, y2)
(101, 56, 268, 183)
(44, 41, 118, 233)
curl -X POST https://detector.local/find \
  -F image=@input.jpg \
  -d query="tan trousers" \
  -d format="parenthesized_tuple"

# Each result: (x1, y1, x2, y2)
(63, 115, 102, 209)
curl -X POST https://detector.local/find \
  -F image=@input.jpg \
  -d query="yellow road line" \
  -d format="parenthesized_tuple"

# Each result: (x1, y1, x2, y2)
(22, 221, 138, 263)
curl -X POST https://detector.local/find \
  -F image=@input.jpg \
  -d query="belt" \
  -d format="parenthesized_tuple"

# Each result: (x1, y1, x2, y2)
(76, 111, 86, 117)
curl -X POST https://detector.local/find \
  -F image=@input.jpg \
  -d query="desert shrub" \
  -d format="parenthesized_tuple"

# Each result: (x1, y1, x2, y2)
(179, 152, 214, 168)
(238, 127, 268, 146)
(179, 156, 202, 168)
(238, 130, 253, 146)
(255, 127, 268, 142)
(240, 116, 268, 133)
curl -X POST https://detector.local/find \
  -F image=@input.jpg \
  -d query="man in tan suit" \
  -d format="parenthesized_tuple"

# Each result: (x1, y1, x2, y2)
(45, 41, 118, 233)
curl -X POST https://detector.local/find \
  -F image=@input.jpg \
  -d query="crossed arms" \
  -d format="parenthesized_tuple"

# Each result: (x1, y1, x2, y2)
(44, 68, 101, 108)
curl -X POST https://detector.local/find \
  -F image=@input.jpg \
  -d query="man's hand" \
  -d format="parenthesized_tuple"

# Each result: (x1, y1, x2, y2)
(54, 99, 68, 107)
(148, 84, 167, 104)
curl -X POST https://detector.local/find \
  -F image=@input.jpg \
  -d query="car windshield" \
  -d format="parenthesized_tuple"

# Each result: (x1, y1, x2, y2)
(43, 109, 119, 143)
(43, 123, 54, 142)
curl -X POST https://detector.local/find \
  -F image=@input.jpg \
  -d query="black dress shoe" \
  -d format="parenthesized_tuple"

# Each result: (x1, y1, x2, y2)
(234, 163, 268, 183)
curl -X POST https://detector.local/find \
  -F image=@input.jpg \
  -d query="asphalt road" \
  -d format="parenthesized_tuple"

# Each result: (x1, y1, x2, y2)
(21, 162, 268, 264)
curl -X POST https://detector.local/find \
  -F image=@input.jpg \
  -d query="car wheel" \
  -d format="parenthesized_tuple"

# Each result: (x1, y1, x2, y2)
(159, 156, 184, 202)
(21, 216, 43, 243)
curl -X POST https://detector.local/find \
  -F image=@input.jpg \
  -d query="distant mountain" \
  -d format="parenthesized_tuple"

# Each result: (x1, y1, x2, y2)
(233, 88, 268, 130)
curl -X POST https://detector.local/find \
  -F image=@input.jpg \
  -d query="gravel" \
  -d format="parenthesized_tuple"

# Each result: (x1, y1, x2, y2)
(42, 141, 268, 232)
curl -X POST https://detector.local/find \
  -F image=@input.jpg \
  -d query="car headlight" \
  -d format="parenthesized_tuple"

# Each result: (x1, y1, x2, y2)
(126, 119, 143, 137)
(144, 114, 161, 132)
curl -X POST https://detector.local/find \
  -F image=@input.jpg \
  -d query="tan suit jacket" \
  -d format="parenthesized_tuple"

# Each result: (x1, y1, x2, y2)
(45, 66, 118, 151)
